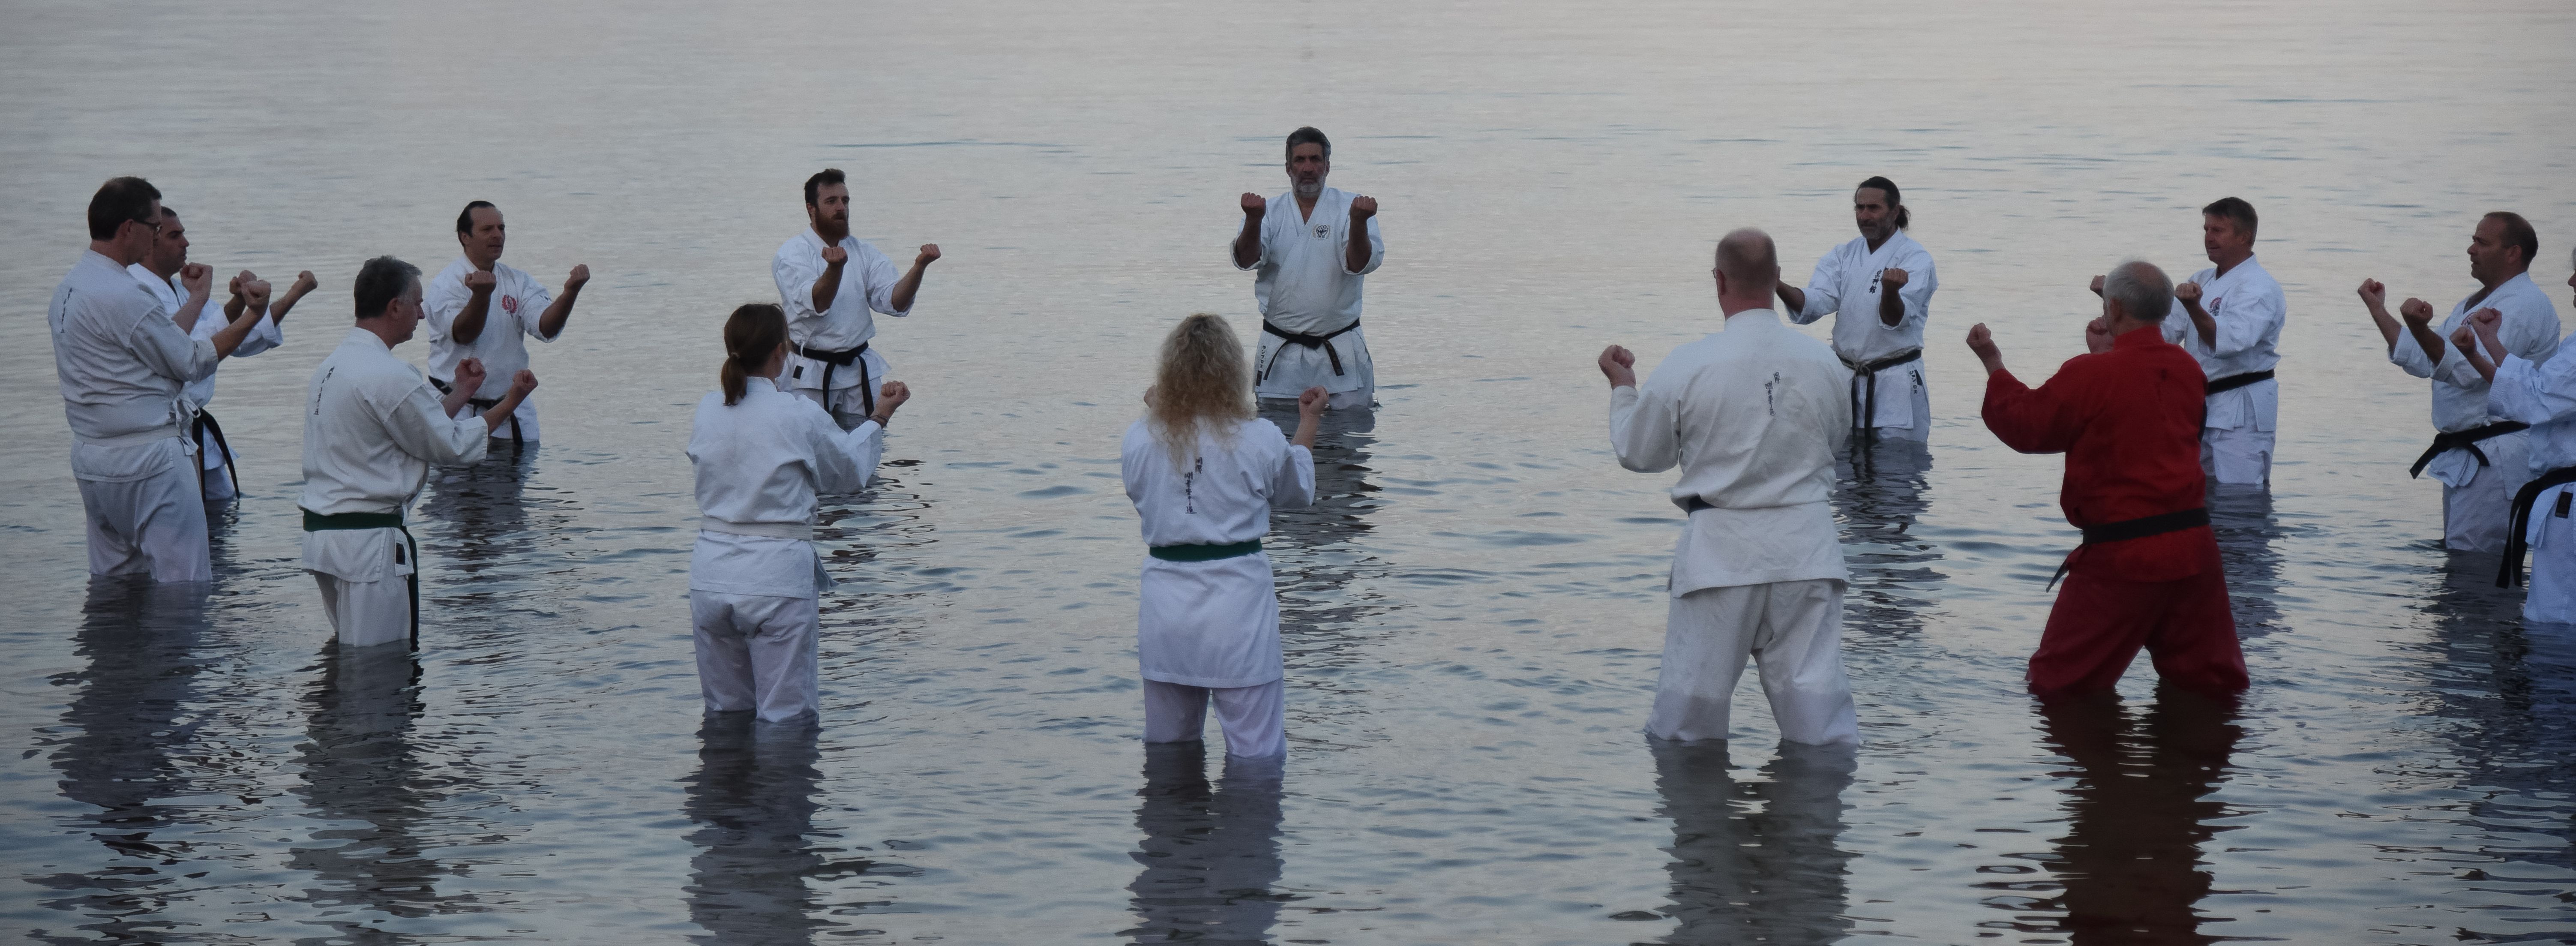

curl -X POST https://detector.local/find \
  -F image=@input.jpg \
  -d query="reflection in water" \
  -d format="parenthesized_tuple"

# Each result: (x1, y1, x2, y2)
(681, 717, 829, 946)
(32, 579, 213, 943)
(287, 643, 475, 934)
(2020, 691, 2246, 945)
(815, 465, 939, 640)
(2415, 553, 2576, 895)
(1260, 406, 1397, 742)
(2207, 485, 2285, 638)
(1647, 739, 1857, 945)
(1833, 439, 1943, 639)
(416, 445, 542, 571)
(1123, 742, 1289, 944)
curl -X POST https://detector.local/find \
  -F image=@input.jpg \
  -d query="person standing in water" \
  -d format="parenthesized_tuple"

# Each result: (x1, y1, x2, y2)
(1122, 313, 1323, 759)
(1233, 127, 1384, 411)
(1779, 176, 1939, 443)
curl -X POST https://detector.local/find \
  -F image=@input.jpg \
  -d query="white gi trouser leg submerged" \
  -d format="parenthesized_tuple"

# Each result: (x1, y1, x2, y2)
(313, 572, 413, 648)
(303, 523, 416, 648)
(690, 591, 822, 723)
(1649, 579, 1858, 746)
(1143, 679, 1287, 759)
(2202, 426, 2274, 487)
(77, 438, 211, 583)
(2443, 433, 2530, 554)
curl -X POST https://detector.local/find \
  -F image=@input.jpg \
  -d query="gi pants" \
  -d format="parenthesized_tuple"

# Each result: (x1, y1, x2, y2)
(690, 591, 821, 723)
(2441, 435, 2528, 554)
(1143, 679, 1286, 759)
(1866, 369, 1931, 443)
(79, 456, 211, 583)
(2029, 547, 2246, 700)
(312, 572, 413, 649)
(797, 385, 882, 432)
(2525, 483, 2576, 625)
(462, 395, 541, 442)
(1649, 579, 1859, 747)
(1260, 384, 1374, 413)
(2201, 426, 2273, 487)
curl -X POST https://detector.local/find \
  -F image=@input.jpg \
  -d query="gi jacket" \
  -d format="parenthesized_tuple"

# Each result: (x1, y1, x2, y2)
(1982, 326, 2213, 582)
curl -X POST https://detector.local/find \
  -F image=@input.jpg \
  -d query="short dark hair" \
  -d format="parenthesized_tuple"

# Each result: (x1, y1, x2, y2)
(804, 168, 846, 207)
(455, 200, 497, 235)
(1857, 176, 1909, 230)
(87, 176, 161, 240)
(1285, 126, 1330, 161)
(352, 256, 422, 319)
(2486, 211, 2538, 267)
(2203, 196, 2258, 239)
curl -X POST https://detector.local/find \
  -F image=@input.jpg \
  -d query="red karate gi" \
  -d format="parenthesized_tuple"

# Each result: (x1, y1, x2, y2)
(1983, 326, 2248, 700)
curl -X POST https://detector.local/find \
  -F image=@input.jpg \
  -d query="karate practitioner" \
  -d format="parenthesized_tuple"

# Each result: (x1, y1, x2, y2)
(1967, 261, 2247, 700)
(1778, 176, 1938, 442)
(50, 177, 270, 583)
(302, 256, 537, 648)
(771, 168, 939, 430)
(125, 207, 318, 499)
(1233, 126, 1385, 411)
(2360, 211, 2561, 553)
(1601, 228, 1859, 747)
(1122, 314, 1322, 760)
(2143, 197, 2287, 486)
(2450, 247, 2576, 622)
(687, 303, 911, 723)
(423, 200, 589, 445)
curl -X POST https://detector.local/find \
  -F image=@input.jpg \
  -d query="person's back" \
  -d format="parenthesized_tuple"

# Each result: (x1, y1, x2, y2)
(1121, 418, 1304, 546)
(1645, 315, 1850, 510)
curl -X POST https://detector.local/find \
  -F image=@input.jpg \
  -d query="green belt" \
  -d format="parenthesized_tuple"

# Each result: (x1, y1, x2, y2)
(303, 510, 406, 531)
(1148, 539, 1263, 562)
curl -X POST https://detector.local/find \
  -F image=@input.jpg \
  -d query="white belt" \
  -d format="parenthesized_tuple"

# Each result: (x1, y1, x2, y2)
(699, 520, 815, 541)
(74, 424, 187, 449)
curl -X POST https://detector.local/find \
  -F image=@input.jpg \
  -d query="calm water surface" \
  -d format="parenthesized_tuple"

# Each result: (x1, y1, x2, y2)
(5, 1, 2576, 943)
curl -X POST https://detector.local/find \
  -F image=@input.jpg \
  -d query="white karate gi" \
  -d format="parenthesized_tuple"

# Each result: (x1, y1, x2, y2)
(2390, 273, 2562, 553)
(132, 265, 283, 499)
(1235, 187, 1384, 410)
(687, 380, 888, 723)
(772, 230, 910, 428)
(2158, 257, 2285, 486)
(1788, 231, 1938, 441)
(2490, 343, 2576, 624)
(301, 327, 494, 647)
(423, 257, 555, 441)
(1608, 309, 1859, 747)
(1121, 417, 1317, 759)
(50, 250, 218, 583)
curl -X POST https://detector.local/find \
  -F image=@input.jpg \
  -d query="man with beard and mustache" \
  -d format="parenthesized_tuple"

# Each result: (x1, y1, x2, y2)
(423, 200, 590, 446)
(1232, 126, 1384, 412)
(2361, 211, 2561, 553)
(772, 168, 941, 431)
(126, 205, 320, 499)
(1778, 176, 1939, 444)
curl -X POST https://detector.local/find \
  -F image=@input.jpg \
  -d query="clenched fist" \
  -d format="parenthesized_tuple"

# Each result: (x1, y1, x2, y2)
(1597, 344, 1637, 388)
(876, 380, 912, 415)
(463, 269, 497, 295)
(452, 357, 487, 394)
(1241, 192, 1267, 215)
(1879, 267, 1909, 291)
(2399, 298, 2435, 328)
(240, 277, 272, 312)
(2088, 274, 2106, 297)
(180, 262, 213, 297)
(564, 264, 590, 292)
(1349, 195, 1378, 219)
(290, 270, 318, 297)
(2174, 281, 2203, 304)
(1297, 385, 1328, 419)
(2084, 318, 2115, 354)
(510, 369, 540, 398)
(2451, 325, 2479, 354)
(914, 244, 941, 267)
(821, 244, 849, 267)
(2356, 278, 2387, 308)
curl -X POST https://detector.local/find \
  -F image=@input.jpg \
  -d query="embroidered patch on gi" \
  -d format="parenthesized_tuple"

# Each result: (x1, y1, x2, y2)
(501, 294, 521, 315)
(1313, 224, 1329, 239)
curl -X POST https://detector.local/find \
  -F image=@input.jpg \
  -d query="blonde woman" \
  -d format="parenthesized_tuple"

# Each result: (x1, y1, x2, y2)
(1122, 314, 1323, 759)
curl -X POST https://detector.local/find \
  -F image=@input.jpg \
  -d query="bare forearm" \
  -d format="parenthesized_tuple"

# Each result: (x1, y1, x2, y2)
(537, 287, 579, 339)
(889, 265, 927, 314)
(1776, 284, 1806, 314)
(441, 387, 475, 417)
(1233, 214, 1264, 269)
(482, 390, 530, 431)
(173, 294, 210, 334)
(2407, 322, 2447, 364)
(2365, 303, 2402, 351)
(1345, 225, 1370, 273)
(1293, 415, 1319, 448)
(454, 296, 491, 344)
(271, 288, 308, 323)
(1877, 288, 1904, 327)
(811, 265, 844, 314)
(209, 309, 259, 358)
(2183, 302, 2216, 347)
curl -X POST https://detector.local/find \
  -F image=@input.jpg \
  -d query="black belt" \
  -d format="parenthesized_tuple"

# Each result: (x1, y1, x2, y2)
(189, 408, 239, 499)
(2409, 421, 2529, 479)
(2048, 507, 2211, 590)
(1841, 348, 1922, 441)
(794, 342, 875, 418)
(2204, 369, 2273, 396)
(1260, 319, 1360, 383)
(1148, 539, 1263, 562)
(302, 510, 421, 645)
(429, 377, 524, 448)
(2498, 465, 2576, 589)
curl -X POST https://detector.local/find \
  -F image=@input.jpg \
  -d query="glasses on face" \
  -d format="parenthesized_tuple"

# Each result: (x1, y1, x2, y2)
(126, 216, 164, 235)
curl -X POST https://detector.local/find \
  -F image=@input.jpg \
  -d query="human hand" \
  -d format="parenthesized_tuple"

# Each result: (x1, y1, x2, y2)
(1879, 267, 1908, 291)
(463, 269, 496, 296)
(180, 263, 213, 298)
(2088, 275, 2105, 297)
(2399, 298, 2435, 329)
(2451, 325, 2481, 355)
(1598, 344, 1638, 387)
(2174, 281, 2202, 305)
(2084, 317, 2115, 354)
(1967, 323, 2001, 361)
(452, 357, 487, 394)
(2356, 278, 2387, 309)
(821, 245, 849, 267)
(510, 369, 539, 398)
(240, 277, 272, 313)
(564, 264, 590, 292)
(1241, 192, 1267, 215)
(914, 244, 941, 267)
(1349, 195, 1377, 220)
(876, 380, 911, 417)
(289, 270, 318, 298)
(1297, 385, 1328, 420)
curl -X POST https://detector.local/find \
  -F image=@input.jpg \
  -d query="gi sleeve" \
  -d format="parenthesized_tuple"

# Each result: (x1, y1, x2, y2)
(2201, 283, 2284, 359)
(380, 381, 491, 468)
(229, 312, 285, 359)
(521, 279, 558, 342)
(774, 244, 826, 325)
(1270, 429, 1317, 509)
(422, 271, 465, 336)
(809, 407, 886, 495)
(123, 303, 221, 383)
(1790, 250, 1842, 325)
(1230, 213, 1271, 273)
(862, 244, 909, 318)
(2500, 295, 2562, 365)
(1981, 363, 2086, 455)
(1341, 214, 1384, 276)
(1608, 383, 1681, 474)
(2489, 353, 2576, 426)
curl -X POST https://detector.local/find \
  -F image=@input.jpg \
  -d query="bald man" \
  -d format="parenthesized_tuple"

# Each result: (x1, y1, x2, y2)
(1600, 228, 1858, 748)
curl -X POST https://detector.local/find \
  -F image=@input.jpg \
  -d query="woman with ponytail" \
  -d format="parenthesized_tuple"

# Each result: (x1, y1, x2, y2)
(686, 302, 910, 723)
(1121, 313, 1324, 759)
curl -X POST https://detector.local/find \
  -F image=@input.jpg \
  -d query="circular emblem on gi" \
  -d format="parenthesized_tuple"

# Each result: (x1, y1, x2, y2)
(501, 294, 520, 315)
(1313, 224, 1329, 238)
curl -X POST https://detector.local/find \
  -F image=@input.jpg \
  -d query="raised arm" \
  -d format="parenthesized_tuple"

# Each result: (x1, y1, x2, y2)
(1875, 260, 1931, 328)
(1343, 197, 1381, 275)
(887, 244, 939, 315)
(811, 381, 907, 493)
(170, 263, 213, 334)
(1969, 323, 2084, 455)
(1781, 253, 1838, 325)
(1601, 345, 1680, 473)
(449, 268, 497, 344)
(1232, 193, 1267, 270)
(2198, 281, 2284, 358)
(534, 265, 588, 340)
(384, 374, 497, 467)
(1272, 390, 1322, 508)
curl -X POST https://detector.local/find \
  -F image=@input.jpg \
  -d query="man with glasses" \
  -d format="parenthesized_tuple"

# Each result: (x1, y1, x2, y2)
(48, 177, 270, 583)
(124, 205, 320, 500)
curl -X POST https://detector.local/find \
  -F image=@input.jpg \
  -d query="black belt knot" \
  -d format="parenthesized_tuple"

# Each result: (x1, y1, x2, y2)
(1842, 348, 1922, 441)
(1261, 319, 1360, 382)
(794, 342, 876, 418)
(2498, 465, 2576, 589)
(2048, 507, 2210, 590)
(2409, 421, 2529, 479)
